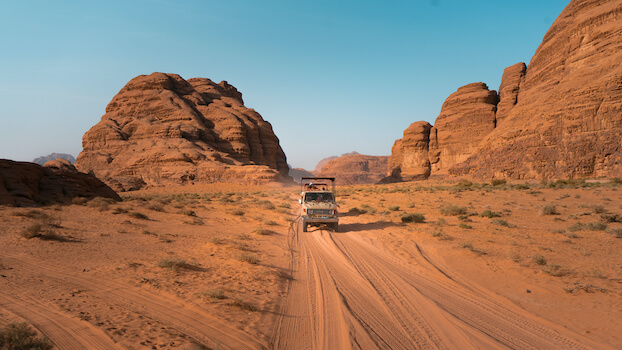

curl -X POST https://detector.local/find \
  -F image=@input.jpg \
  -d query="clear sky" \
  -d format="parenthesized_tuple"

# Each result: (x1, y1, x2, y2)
(0, 0, 569, 170)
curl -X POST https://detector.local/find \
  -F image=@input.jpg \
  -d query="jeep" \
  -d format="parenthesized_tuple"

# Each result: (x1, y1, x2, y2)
(299, 177, 339, 232)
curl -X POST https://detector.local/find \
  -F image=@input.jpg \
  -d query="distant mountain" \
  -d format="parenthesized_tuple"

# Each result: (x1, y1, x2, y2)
(33, 153, 76, 166)
(314, 151, 360, 173)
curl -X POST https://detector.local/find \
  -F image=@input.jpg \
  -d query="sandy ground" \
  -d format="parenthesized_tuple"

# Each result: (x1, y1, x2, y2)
(0, 180, 620, 349)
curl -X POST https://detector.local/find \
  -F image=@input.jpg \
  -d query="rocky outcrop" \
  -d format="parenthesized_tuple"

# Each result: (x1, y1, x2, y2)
(75, 73, 290, 191)
(496, 62, 526, 125)
(388, 83, 498, 180)
(315, 153, 389, 185)
(33, 153, 76, 166)
(0, 159, 120, 206)
(452, 0, 622, 179)
(390, 0, 622, 181)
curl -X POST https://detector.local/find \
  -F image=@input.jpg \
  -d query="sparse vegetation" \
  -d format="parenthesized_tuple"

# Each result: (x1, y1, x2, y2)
(459, 222, 472, 229)
(542, 264, 566, 277)
(401, 213, 425, 223)
(388, 205, 400, 212)
(0, 322, 53, 350)
(440, 205, 467, 216)
(72, 196, 89, 205)
(491, 219, 514, 227)
(87, 197, 115, 211)
(229, 298, 256, 311)
(231, 209, 245, 216)
(491, 179, 507, 186)
(157, 258, 194, 271)
(480, 210, 501, 218)
(606, 227, 622, 238)
(127, 211, 149, 220)
(533, 255, 547, 265)
(540, 205, 559, 216)
(238, 253, 259, 264)
(202, 289, 227, 300)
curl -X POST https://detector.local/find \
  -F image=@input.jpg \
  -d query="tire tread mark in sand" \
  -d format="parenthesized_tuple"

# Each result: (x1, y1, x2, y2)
(0, 288, 121, 350)
(0, 253, 263, 350)
(336, 234, 595, 350)
(329, 233, 449, 349)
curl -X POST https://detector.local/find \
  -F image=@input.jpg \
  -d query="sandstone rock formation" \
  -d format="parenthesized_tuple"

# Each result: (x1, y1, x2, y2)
(33, 153, 76, 166)
(75, 73, 290, 191)
(314, 153, 389, 185)
(390, 0, 622, 180)
(0, 159, 120, 206)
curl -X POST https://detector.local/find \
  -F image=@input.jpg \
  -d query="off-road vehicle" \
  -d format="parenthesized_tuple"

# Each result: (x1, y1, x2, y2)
(299, 177, 339, 232)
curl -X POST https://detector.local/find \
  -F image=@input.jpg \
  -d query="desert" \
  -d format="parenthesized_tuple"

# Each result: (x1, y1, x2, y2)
(2, 0, 622, 349)
(1, 180, 621, 349)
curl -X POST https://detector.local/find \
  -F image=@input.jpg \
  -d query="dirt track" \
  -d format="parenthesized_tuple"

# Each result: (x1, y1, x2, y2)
(272, 213, 605, 349)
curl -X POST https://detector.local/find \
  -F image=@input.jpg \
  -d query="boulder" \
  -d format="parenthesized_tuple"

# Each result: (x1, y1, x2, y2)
(0, 159, 120, 206)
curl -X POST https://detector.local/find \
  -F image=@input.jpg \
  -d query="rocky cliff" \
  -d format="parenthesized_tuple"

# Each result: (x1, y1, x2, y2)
(75, 73, 290, 191)
(315, 152, 389, 185)
(390, 0, 622, 180)
(0, 159, 120, 206)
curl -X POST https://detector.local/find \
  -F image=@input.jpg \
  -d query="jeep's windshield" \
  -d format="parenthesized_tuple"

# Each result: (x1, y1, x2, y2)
(304, 192, 334, 203)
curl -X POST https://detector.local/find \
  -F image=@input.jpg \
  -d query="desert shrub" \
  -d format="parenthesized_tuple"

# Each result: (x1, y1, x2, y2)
(480, 210, 501, 218)
(456, 179, 473, 188)
(181, 209, 196, 217)
(231, 209, 245, 216)
(13, 210, 48, 219)
(127, 211, 148, 220)
(540, 205, 559, 216)
(510, 252, 521, 262)
(238, 253, 259, 264)
(491, 219, 514, 227)
(259, 200, 275, 210)
(229, 298, 256, 311)
(491, 179, 507, 186)
(459, 222, 472, 229)
(542, 265, 566, 277)
(157, 258, 192, 271)
(533, 255, 547, 265)
(348, 207, 366, 215)
(0, 323, 53, 349)
(264, 220, 278, 226)
(388, 205, 400, 212)
(513, 183, 530, 190)
(145, 203, 165, 212)
(401, 213, 425, 223)
(606, 227, 622, 238)
(202, 289, 227, 300)
(567, 223, 585, 232)
(585, 222, 607, 231)
(611, 177, 622, 184)
(435, 218, 447, 226)
(440, 205, 467, 216)
(586, 204, 606, 214)
(72, 196, 89, 205)
(599, 213, 622, 223)
(254, 227, 271, 235)
(21, 224, 42, 239)
(278, 203, 291, 209)
(87, 197, 115, 211)
(460, 242, 474, 250)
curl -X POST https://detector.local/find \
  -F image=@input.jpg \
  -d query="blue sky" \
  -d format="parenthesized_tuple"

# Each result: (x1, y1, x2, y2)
(0, 0, 568, 170)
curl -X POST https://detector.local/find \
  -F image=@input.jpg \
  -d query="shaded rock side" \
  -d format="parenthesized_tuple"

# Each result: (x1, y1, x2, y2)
(0, 159, 120, 206)
(33, 153, 76, 166)
(315, 153, 389, 185)
(75, 73, 290, 191)
(288, 167, 314, 183)
(452, 0, 622, 179)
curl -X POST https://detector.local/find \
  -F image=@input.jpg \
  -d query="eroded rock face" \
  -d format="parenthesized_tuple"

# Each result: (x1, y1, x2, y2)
(496, 62, 526, 126)
(0, 159, 120, 206)
(452, 0, 622, 179)
(388, 121, 432, 181)
(314, 153, 389, 185)
(390, 0, 622, 181)
(75, 73, 290, 191)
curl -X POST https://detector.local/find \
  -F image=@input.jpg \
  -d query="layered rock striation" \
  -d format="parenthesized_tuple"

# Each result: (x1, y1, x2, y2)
(75, 73, 290, 191)
(0, 159, 120, 206)
(390, 0, 622, 180)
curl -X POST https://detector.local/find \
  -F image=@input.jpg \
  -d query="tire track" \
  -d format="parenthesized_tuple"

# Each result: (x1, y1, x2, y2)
(0, 287, 121, 349)
(0, 253, 265, 350)
(273, 219, 606, 349)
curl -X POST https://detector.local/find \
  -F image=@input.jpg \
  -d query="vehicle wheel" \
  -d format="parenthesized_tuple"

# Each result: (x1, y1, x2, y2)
(302, 222, 308, 232)
(332, 223, 339, 232)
